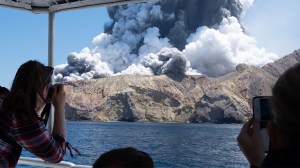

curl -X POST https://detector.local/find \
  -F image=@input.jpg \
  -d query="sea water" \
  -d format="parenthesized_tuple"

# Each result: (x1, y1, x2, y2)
(18, 122, 249, 168)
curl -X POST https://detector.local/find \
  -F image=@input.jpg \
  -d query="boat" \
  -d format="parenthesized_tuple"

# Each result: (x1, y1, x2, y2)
(0, 0, 146, 167)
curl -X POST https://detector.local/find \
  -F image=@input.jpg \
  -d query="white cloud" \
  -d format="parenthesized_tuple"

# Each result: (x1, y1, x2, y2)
(183, 17, 278, 77)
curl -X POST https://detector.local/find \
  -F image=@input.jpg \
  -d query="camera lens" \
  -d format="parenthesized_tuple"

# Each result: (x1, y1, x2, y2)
(47, 85, 54, 101)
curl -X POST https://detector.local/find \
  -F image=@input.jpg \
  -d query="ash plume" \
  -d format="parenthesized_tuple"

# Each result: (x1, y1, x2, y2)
(54, 0, 278, 82)
(105, 0, 242, 50)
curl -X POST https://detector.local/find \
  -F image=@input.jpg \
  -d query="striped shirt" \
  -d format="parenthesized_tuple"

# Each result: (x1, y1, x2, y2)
(0, 98, 65, 168)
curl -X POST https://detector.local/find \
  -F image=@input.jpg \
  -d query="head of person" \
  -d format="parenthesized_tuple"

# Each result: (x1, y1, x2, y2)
(0, 86, 9, 95)
(269, 63, 300, 148)
(2, 60, 53, 119)
(93, 147, 154, 168)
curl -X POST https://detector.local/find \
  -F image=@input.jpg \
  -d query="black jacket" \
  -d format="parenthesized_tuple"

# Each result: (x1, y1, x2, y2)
(261, 147, 300, 167)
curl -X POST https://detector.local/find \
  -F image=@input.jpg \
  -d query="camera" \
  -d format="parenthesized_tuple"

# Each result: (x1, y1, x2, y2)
(47, 84, 57, 101)
(252, 96, 272, 153)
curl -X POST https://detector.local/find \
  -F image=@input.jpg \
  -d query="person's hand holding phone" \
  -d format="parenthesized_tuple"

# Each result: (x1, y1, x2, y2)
(252, 96, 272, 153)
(237, 118, 265, 167)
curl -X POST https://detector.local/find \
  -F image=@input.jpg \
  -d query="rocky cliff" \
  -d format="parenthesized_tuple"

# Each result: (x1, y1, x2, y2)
(63, 49, 300, 123)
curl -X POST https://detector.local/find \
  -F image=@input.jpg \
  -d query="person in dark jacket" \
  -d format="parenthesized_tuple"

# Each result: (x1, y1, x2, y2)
(93, 147, 154, 168)
(237, 63, 300, 167)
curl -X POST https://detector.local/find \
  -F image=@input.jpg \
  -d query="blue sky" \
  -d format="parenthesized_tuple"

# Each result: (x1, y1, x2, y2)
(0, 6, 109, 88)
(241, 0, 300, 56)
(1, 0, 300, 88)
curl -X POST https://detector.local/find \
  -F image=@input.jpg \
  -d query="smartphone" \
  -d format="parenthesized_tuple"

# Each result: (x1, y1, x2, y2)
(252, 96, 272, 153)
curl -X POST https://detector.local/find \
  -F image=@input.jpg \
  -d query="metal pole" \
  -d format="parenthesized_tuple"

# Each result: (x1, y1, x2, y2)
(48, 12, 54, 67)
(48, 12, 55, 133)
(18, 157, 92, 168)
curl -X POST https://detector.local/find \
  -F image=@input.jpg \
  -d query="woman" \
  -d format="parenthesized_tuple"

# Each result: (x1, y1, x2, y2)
(237, 63, 300, 167)
(0, 60, 66, 167)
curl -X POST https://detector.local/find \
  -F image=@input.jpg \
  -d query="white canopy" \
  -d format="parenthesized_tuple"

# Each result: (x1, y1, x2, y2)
(0, 0, 146, 13)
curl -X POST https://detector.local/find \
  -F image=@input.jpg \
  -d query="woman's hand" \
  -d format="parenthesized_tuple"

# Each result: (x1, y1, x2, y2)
(51, 84, 66, 111)
(237, 118, 265, 167)
(51, 84, 67, 137)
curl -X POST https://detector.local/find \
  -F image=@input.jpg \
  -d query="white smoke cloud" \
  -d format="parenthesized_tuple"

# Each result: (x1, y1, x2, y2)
(138, 27, 172, 57)
(54, 0, 279, 82)
(183, 16, 278, 77)
(118, 64, 153, 76)
(239, 0, 254, 16)
(54, 47, 113, 82)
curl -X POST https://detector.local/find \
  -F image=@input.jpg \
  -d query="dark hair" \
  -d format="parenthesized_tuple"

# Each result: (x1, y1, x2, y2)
(271, 63, 300, 146)
(0, 86, 9, 95)
(93, 147, 154, 168)
(2, 60, 53, 120)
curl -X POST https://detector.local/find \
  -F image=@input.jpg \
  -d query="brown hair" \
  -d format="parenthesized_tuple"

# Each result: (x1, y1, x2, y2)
(2, 60, 53, 120)
(271, 63, 300, 146)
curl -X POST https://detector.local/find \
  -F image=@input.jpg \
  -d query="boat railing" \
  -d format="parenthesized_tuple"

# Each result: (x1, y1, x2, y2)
(18, 157, 92, 168)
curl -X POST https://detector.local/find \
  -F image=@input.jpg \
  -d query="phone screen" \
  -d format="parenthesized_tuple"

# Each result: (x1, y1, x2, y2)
(253, 96, 271, 153)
